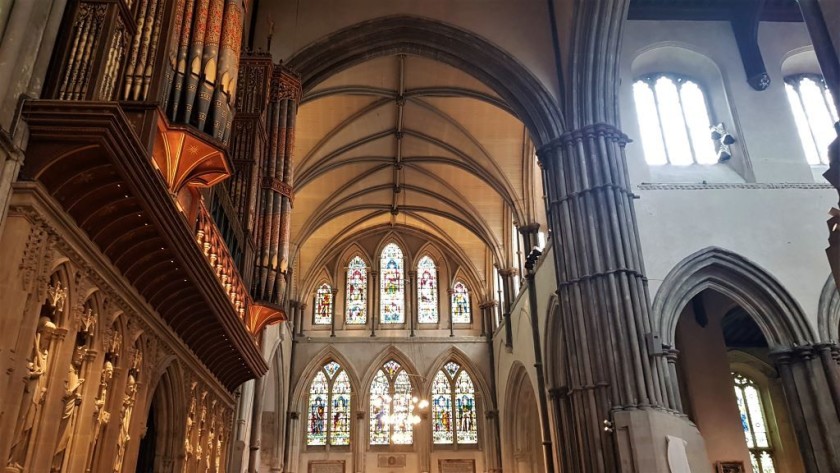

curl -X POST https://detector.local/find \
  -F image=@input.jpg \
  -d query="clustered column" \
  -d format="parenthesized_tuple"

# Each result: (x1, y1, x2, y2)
(537, 123, 669, 471)
(771, 344, 840, 472)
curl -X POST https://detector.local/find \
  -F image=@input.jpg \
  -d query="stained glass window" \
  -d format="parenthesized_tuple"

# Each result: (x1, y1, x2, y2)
(785, 75, 839, 165)
(733, 372, 776, 473)
(307, 361, 352, 446)
(432, 362, 478, 445)
(380, 243, 405, 324)
(451, 281, 471, 324)
(417, 256, 438, 323)
(369, 360, 414, 445)
(314, 283, 333, 325)
(346, 256, 368, 325)
(633, 75, 717, 165)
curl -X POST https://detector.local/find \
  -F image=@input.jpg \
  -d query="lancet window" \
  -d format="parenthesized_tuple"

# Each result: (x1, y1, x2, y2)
(307, 361, 352, 446)
(345, 256, 368, 325)
(732, 372, 776, 473)
(370, 360, 413, 445)
(431, 362, 478, 445)
(314, 283, 333, 325)
(451, 281, 471, 324)
(417, 256, 439, 324)
(633, 74, 717, 165)
(784, 74, 839, 165)
(380, 244, 405, 324)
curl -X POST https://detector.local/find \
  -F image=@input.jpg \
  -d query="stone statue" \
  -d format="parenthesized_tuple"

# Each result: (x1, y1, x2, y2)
(90, 359, 114, 449)
(6, 316, 55, 470)
(113, 372, 137, 473)
(52, 344, 87, 471)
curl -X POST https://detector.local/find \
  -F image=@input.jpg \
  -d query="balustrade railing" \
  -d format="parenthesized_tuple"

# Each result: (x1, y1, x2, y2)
(196, 201, 249, 321)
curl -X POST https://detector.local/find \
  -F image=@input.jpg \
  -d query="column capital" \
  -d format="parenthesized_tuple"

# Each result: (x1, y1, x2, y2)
(518, 222, 541, 235)
(536, 123, 630, 163)
(498, 268, 518, 277)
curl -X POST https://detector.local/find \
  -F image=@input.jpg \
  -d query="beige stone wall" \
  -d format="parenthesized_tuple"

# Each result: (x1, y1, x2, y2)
(0, 185, 235, 473)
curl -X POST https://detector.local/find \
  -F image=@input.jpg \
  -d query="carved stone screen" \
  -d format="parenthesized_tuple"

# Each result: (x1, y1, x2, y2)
(308, 460, 345, 473)
(438, 459, 476, 473)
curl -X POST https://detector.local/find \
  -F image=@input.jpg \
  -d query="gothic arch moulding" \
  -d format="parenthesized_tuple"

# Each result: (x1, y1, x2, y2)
(290, 346, 362, 409)
(285, 15, 564, 147)
(424, 346, 493, 405)
(818, 275, 840, 342)
(359, 345, 422, 397)
(651, 246, 815, 347)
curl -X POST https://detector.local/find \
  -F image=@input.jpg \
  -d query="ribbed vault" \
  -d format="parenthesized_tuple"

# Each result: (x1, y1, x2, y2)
(292, 54, 544, 285)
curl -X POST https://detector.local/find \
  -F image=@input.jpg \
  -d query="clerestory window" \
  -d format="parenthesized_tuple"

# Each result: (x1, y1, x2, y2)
(784, 74, 839, 165)
(633, 74, 717, 165)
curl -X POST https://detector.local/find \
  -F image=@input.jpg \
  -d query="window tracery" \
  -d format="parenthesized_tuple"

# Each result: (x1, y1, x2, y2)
(346, 256, 368, 325)
(633, 74, 717, 165)
(451, 281, 471, 324)
(314, 283, 333, 325)
(370, 360, 413, 445)
(380, 244, 405, 324)
(307, 361, 352, 446)
(732, 372, 776, 473)
(417, 256, 438, 324)
(784, 74, 839, 165)
(432, 361, 478, 445)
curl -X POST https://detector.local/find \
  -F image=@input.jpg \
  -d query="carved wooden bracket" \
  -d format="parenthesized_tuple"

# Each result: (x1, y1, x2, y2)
(248, 302, 287, 334)
(731, 0, 770, 91)
(152, 112, 232, 195)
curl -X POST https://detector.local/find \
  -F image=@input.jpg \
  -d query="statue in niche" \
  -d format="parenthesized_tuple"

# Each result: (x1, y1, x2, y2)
(53, 310, 96, 472)
(214, 428, 223, 473)
(184, 382, 197, 459)
(6, 315, 57, 470)
(205, 400, 217, 470)
(113, 370, 137, 473)
(195, 391, 208, 463)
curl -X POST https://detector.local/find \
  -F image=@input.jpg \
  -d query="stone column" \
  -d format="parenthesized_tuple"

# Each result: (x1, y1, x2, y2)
(447, 289, 454, 337)
(772, 344, 840, 472)
(498, 268, 516, 350)
(519, 223, 541, 253)
(484, 409, 502, 473)
(663, 347, 683, 413)
(297, 304, 305, 337)
(288, 300, 299, 336)
(370, 270, 378, 337)
(408, 270, 416, 336)
(330, 287, 338, 337)
(252, 65, 301, 306)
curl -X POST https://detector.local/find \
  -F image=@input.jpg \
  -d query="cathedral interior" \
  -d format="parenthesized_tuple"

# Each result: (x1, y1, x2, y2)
(1, 0, 840, 472)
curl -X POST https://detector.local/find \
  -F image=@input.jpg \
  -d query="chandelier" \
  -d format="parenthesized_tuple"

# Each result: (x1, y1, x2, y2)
(372, 394, 429, 426)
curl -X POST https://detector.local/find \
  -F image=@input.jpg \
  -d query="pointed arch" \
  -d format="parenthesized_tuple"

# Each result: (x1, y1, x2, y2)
(652, 247, 815, 347)
(503, 362, 544, 473)
(344, 254, 369, 325)
(360, 346, 422, 394)
(818, 275, 840, 342)
(379, 241, 407, 324)
(291, 346, 362, 410)
(363, 348, 421, 446)
(139, 360, 187, 473)
(424, 347, 493, 406)
(417, 255, 440, 324)
(285, 15, 564, 147)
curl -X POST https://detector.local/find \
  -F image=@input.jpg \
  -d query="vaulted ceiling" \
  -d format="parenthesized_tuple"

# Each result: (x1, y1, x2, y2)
(291, 55, 545, 291)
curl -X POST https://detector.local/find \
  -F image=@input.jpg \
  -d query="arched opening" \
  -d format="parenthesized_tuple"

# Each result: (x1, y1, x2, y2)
(508, 374, 544, 473)
(672, 289, 805, 472)
(133, 365, 184, 473)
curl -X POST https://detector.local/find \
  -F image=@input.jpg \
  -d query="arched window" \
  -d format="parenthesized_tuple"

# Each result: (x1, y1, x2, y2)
(380, 243, 405, 324)
(370, 360, 413, 445)
(307, 361, 352, 446)
(633, 75, 717, 165)
(314, 283, 333, 325)
(346, 256, 368, 325)
(432, 362, 478, 445)
(785, 74, 839, 165)
(417, 256, 439, 323)
(451, 281, 471, 324)
(732, 372, 776, 473)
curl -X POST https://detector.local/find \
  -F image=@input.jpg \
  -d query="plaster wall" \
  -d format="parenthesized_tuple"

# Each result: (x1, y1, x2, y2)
(619, 20, 835, 339)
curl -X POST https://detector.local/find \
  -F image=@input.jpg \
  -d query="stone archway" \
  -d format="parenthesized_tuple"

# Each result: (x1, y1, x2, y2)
(135, 364, 185, 473)
(504, 364, 545, 473)
(284, 15, 565, 148)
